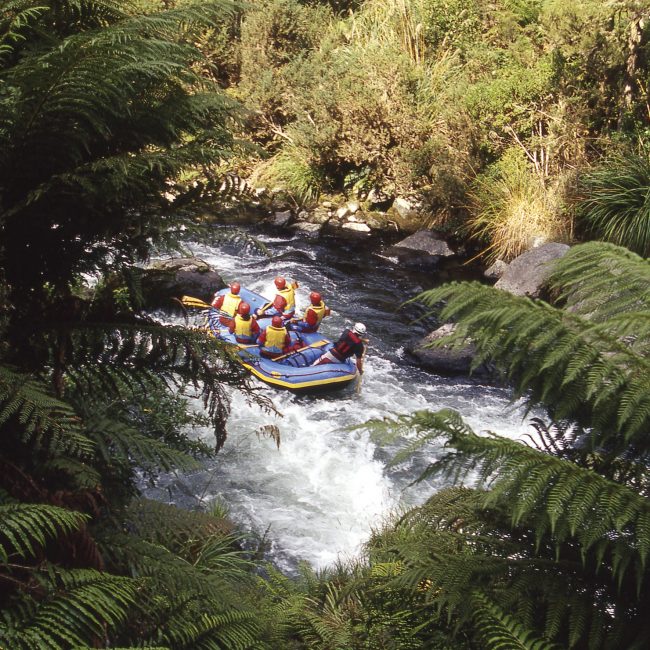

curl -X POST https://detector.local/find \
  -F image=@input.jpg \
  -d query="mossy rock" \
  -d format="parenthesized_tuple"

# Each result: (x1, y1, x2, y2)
(141, 257, 225, 308)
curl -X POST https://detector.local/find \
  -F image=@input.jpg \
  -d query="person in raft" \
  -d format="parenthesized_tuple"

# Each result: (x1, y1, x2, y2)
(312, 322, 367, 373)
(212, 281, 242, 326)
(228, 301, 260, 344)
(258, 315, 293, 359)
(256, 276, 299, 320)
(289, 291, 331, 334)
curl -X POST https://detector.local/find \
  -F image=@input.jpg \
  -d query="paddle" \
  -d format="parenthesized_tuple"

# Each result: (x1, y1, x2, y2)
(180, 295, 212, 309)
(355, 338, 369, 395)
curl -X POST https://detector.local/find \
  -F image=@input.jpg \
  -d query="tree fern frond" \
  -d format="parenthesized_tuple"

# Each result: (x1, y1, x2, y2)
(415, 281, 650, 448)
(43, 322, 273, 451)
(162, 608, 260, 650)
(383, 410, 650, 582)
(471, 592, 562, 650)
(0, 364, 95, 459)
(0, 568, 138, 650)
(549, 242, 650, 319)
(0, 501, 88, 563)
(85, 415, 201, 473)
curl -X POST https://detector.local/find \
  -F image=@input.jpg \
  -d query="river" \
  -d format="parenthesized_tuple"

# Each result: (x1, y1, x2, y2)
(145, 227, 536, 574)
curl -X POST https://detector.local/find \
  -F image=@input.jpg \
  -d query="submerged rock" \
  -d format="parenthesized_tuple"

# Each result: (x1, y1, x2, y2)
(271, 210, 292, 227)
(484, 259, 508, 281)
(407, 324, 493, 378)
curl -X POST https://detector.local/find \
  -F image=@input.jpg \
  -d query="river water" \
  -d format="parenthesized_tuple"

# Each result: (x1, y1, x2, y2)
(146, 227, 535, 574)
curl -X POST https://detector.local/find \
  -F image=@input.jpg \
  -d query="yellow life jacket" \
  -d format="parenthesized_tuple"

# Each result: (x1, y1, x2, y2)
(308, 301, 327, 327)
(221, 292, 242, 316)
(278, 286, 295, 314)
(262, 325, 287, 353)
(234, 315, 255, 342)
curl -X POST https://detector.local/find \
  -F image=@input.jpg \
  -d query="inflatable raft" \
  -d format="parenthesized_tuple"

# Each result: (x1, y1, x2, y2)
(206, 287, 358, 392)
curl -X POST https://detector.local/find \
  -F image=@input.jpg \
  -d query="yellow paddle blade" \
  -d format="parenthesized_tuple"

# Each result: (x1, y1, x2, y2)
(180, 295, 212, 309)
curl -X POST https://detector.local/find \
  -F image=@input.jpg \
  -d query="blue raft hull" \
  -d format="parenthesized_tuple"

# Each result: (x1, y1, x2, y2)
(208, 287, 358, 392)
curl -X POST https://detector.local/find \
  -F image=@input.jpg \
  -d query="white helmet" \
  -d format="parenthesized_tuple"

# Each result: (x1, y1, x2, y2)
(353, 322, 366, 335)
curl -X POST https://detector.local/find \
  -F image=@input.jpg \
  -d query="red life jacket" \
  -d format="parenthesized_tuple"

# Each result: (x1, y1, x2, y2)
(332, 329, 363, 361)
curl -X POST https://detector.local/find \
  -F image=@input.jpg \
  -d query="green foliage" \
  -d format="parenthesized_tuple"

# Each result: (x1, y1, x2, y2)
(549, 241, 650, 328)
(254, 147, 326, 201)
(471, 592, 561, 650)
(577, 152, 650, 257)
(464, 54, 556, 131)
(0, 497, 88, 563)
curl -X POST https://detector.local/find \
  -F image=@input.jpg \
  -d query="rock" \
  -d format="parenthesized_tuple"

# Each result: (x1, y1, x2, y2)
(141, 257, 225, 307)
(346, 201, 360, 214)
(407, 324, 491, 377)
(321, 200, 334, 208)
(341, 222, 371, 233)
(367, 187, 394, 211)
(336, 205, 350, 219)
(392, 197, 414, 219)
(368, 187, 392, 202)
(495, 243, 570, 298)
(271, 210, 292, 227)
(484, 259, 508, 281)
(290, 222, 322, 238)
(386, 230, 455, 268)
(308, 207, 331, 224)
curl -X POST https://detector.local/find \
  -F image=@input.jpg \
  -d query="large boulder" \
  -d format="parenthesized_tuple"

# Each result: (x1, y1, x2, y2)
(141, 257, 225, 307)
(495, 243, 570, 298)
(386, 230, 455, 268)
(407, 324, 492, 378)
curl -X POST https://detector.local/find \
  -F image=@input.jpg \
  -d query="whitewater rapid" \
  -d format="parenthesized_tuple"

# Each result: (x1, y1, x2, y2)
(146, 230, 535, 573)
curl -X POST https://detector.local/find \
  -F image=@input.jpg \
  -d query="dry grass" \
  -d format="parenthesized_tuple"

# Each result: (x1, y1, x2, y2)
(468, 151, 573, 262)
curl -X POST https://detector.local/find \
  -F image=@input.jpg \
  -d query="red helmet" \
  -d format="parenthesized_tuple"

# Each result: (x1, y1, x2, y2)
(310, 291, 322, 305)
(230, 282, 241, 295)
(238, 301, 250, 316)
(274, 276, 286, 289)
(271, 316, 283, 328)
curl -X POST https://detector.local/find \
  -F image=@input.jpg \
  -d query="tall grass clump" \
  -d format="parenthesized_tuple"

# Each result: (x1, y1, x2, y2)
(578, 152, 650, 257)
(252, 147, 325, 201)
(468, 148, 570, 262)
(345, 0, 425, 63)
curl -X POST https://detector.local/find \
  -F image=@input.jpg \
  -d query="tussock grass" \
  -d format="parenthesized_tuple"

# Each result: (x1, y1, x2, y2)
(578, 153, 650, 257)
(469, 149, 570, 262)
(251, 147, 324, 202)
